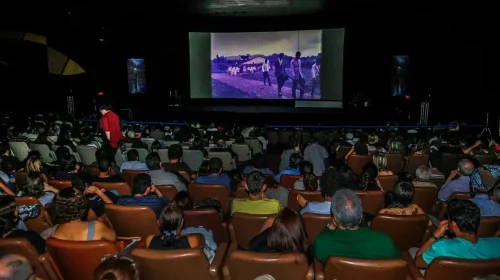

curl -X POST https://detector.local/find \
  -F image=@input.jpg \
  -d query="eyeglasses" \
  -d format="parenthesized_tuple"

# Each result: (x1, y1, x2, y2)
(101, 254, 139, 280)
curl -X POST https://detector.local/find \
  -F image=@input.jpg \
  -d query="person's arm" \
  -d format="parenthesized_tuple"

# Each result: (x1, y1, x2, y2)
(187, 234, 201, 249)
(43, 183, 59, 194)
(84, 186, 113, 204)
(96, 221, 117, 241)
(414, 220, 448, 268)
(437, 170, 458, 201)
(150, 184, 164, 198)
(344, 146, 355, 161)
(463, 140, 482, 154)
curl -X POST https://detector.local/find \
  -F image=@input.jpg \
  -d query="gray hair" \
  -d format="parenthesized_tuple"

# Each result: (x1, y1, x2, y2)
(0, 254, 35, 280)
(330, 189, 363, 229)
(458, 158, 475, 176)
(415, 165, 431, 182)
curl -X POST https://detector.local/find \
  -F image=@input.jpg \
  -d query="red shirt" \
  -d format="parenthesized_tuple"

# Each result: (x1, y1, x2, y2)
(100, 110, 122, 148)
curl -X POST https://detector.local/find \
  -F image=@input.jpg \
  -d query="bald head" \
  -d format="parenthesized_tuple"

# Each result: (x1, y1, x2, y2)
(0, 255, 35, 280)
(458, 159, 475, 176)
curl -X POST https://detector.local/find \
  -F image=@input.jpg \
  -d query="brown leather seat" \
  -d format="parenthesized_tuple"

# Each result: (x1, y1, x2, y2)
(14, 171, 28, 192)
(121, 169, 147, 188)
(437, 192, 471, 220)
(288, 190, 324, 212)
(316, 256, 408, 280)
(280, 174, 301, 188)
(302, 213, 330, 243)
(379, 175, 399, 192)
(386, 153, 404, 175)
(264, 174, 276, 188)
(46, 238, 119, 280)
(189, 183, 231, 215)
(405, 155, 429, 175)
(474, 154, 496, 166)
(156, 184, 177, 200)
(130, 241, 228, 280)
(0, 238, 56, 280)
(440, 153, 465, 177)
(92, 181, 132, 196)
(85, 166, 99, 177)
(48, 179, 72, 190)
(370, 214, 429, 251)
(347, 155, 373, 175)
(184, 208, 228, 245)
(178, 170, 191, 182)
(235, 187, 247, 198)
(104, 204, 160, 238)
(15, 196, 53, 233)
(477, 216, 500, 238)
(229, 212, 274, 250)
(223, 249, 314, 280)
(355, 191, 385, 216)
(407, 257, 500, 280)
(413, 187, 438, 215)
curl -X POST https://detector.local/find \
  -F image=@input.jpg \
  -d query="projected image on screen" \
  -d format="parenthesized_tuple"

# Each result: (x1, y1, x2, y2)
(127, 58, 147, 94)
(211, 30, 322, 99)
(391, 55, 409, 98)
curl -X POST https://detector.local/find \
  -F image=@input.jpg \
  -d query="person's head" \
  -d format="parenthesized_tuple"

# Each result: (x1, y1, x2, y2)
(197, 160, 210, 177)
(279, 53, 284, 59)
(98, 158, 111, 173)
(132, 173, 153, 195)
(251, 154, 267, 170)
(95, 148, 106, 162)
(387, 138, 399, 153)
(360, 163, 378, 191)
(94, 255, 139, 280)
(150, 140, 161, 152)
(0, 195, 17, 235)
(265, 58, 268, 63)
(145, 152, 162, 170)
(295, 51, 301, 59)
(22, 171, 45, 198)
(372, 153, 388, 171)
(414, 140, 429, 154)
(159, 204, 184, 246)
(245, 171, 266, 196)
(386, 181, 415, 208)
(167, 144, 183, 162)
(457, 158, 475, 177)
(60, 155, 77, 173)
(99, 105, 112, 116)
(331, 189, 363, 229)
(302, 173, 318, 191)
(447, 199, 481, 236)
(0, 255, 36, 280)
(469, 165, 500, 196)
(25, 157, 42, 172)
(415, 165, 431, 182)
(55, 147, 70, 162)
(267, 208, 313, 264)
(126, 149, 139, 162)
(319, 168, 340, 199)
(173, 191, 194, 210)
(335, 164, 359, 190)
(54, 187, 89, 224)
(288, 136, 300, 151)
(208, 157, 223, 175)
(289, 153, 303, 169)
(299, 161, 313, 176)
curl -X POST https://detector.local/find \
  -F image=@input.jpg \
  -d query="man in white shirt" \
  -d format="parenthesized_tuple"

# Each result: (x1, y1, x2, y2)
(262, 59, 271, 86)
(290, 51, 305, 99)
(311, 57, 321, 97)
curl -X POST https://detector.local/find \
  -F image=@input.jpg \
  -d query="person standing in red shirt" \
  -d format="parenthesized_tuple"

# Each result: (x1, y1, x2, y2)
(99, 105, 122, 163)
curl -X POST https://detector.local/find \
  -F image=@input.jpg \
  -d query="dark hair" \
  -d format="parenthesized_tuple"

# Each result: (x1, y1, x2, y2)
(235, 134, 245, 144)
(126, 149, 139, 162)
(150, 140, 161, 152)
(54, 188, 89, 224)
(360, 163, 378, 191)
(133, 173, 152, 194)
(267, 208, 313, 264)
(208, 157, 223, 174)
(386, 181, 414, 208)
(0, 195, 17, 235)
(55, 147, 70, 162)
(99, 105, 112, 111)
(198, 160, 210, 177)
(246, 171, 266, 195)
(60, 155, 77, 173)
(98, 158, 111, 173)
(22, 171, 45, 198)
(95, 148, 107, 162)
(173, 191, 194, 210)
(167, 144, 183, 161)
(94, 256, 137, 280)
(303, 173, 318, 191)
(288, 136, 300, 149)
(320, 168, 340, 198)
(159, 204, 183, 246)
(289, 153, 303, 169)
(299, 161, 313, 176)
(335, 165, 359, 190)
(145, 152, 162, 170)
(252, 154, 266, 170)
(295, 51, 301, 57)
(448, 199, 481, 234)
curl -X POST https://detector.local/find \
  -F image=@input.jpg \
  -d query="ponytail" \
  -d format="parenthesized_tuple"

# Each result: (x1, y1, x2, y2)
(360, 173, 370, 191)
(162, 230, 178, 246)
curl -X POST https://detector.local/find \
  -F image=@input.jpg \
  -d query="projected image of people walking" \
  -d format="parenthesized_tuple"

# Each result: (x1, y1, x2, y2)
(211, 30, 322, 100)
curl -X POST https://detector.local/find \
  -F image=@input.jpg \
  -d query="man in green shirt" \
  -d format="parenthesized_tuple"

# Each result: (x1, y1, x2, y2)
(314, 189, 400, 263)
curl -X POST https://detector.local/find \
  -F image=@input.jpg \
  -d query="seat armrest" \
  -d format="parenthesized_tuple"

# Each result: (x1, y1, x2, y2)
(306, 263, 315, 280)
(209, 242, 228, 280)
(41, 253, 65, 280)
(401, 251, 424, 280)
(314, 260, 324, 280)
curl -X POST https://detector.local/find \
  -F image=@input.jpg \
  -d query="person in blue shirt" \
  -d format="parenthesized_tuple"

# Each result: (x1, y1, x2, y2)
(413, 199, 500, 270)
(275, 153, 302, 183)
(120, 149, 148, 173)
(195, 157, 231, 191)
(298, 168, 339, 215)
(469, 165, 500, 217)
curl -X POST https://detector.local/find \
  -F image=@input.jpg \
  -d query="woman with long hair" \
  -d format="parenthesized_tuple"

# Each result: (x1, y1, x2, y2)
(293, 161, 319, 191)
(19, 171, 58, 206)
(359, 163, 383, 191)
(372, 153, 393, 176)
(25, 157, 49, 184)
(380, 181, 429, 226)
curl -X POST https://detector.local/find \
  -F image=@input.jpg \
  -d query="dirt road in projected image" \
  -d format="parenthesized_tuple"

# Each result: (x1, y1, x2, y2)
(211, 72, 321, 100)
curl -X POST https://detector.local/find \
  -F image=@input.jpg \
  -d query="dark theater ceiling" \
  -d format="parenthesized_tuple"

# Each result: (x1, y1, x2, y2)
(188, 0, 325, 16)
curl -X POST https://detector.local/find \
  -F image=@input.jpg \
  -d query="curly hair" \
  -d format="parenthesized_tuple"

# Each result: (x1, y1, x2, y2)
(22, 171, 45, 198)
(303, 173, 318, 191)
(0, 195, 17, 235)
(53, 187, 89, 224)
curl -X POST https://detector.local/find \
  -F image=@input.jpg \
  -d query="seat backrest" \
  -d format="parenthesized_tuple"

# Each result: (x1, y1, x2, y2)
(280, 174, 301, 189)
(9, 141, 30, 161)
(378, 175, 399, 192)
(92, 181, 132, 196)
(14, 171, 28, 191)
(267, 131, 279, 144)
(183, 208, 227, 245)
(15, 196, 52, 233)
(182, 149, 204, 171)
(223, 251, 312, 280)
(189, 183, 230, 214)
(232, 144, 252, 162)
(405, 154, 429, 175)
(0, 238, 50, 280)
(164, 141, 180, 147)
(354, 191, 385, 216)
(244, 138, 261, 155)
(440, 153, 465, 177)
(140, 138, 156, 150)
(230, 212, 274, 250)
(156, 185, 178, 200)
(157, 149, 169, 163)
(370, 214, 429, 251)
(302, 213, 330, 243)
(149, 130, 164, 141)
(208, 152, 235, 171)
(474, 154, 496, 166)
(76, 145, 97, 166)
(288, 190, 324, 212)
(122, 169, 147, 188)
(104, 204, 160, 238)
(477, 216, 500, 238)
(131, 248, 212, 280)
(323, 256, 407, 280)
(29, 144, 56, 163)
(48, 180, 72, 191)
(46, 238, 119, 280)
(425, 257, 500, 280)
(412, 187, 438, 214)
(385, 153, 403, 174)
(347, 155, 373, 175)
